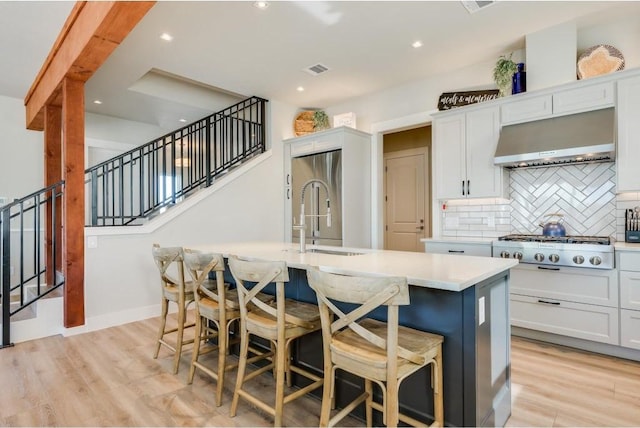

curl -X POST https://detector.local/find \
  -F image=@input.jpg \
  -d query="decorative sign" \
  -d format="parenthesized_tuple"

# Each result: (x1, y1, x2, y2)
(333, 112, 356, 129)
(437, 90, 499, 111)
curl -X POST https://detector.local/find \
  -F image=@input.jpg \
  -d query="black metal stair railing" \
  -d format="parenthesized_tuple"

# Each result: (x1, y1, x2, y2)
(85, 96, 268, 226)
(1, 181, 65, 348)
(1, 97, 267, 347)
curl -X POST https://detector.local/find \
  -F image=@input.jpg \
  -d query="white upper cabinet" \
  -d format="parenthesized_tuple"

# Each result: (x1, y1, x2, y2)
(501, 81, 614, 125)
(434, 113, 466, 199)
(617, 75, 640, 193)
(500, 94, 552, 124)
(552, 82, 614, 115)
(434, 105, 505, 199)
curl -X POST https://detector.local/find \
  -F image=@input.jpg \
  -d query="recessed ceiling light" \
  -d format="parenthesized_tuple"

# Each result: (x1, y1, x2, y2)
(254, 1, 269, 9)
(296, 86, 305, 92)
(160, 32, 173, 42)
(412, 40, 423, 49)
(93, 100, 102, 105)
(179, 118, 187, 123)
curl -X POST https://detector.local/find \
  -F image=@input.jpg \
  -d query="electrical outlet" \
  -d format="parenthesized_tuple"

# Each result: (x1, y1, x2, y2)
(87, 236, 98, 249)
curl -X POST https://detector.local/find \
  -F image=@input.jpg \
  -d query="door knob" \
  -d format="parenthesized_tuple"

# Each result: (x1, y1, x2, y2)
(416, 225, 424, 230)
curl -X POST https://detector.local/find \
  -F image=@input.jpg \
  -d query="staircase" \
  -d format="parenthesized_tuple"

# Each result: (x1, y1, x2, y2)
(1, 96, 269, 347)
(86, 96, 268, 226)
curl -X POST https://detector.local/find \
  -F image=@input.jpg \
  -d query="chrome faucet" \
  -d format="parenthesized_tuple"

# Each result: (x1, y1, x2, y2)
(293, 179, 332, 253)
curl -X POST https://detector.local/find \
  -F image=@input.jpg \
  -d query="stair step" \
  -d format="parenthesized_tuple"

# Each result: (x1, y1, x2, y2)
(7, 303, 37, 322)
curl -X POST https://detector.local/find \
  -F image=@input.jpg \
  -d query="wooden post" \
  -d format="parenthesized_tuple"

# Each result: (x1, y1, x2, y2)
(44, 105, 62, 287)
(61, 77, 85, 328)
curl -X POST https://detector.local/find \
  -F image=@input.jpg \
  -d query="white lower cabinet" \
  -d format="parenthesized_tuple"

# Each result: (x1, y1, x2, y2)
(511, 295, 619, 345)
(509, 265, 619, 345)
(621, 309, 640, 350)
(616, 249, 640, 350)
(423, 240, 492, 257)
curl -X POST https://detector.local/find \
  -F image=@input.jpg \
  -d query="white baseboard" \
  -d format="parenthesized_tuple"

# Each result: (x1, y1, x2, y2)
(6, 300, 176, 343)
(63, 303, 165, 337)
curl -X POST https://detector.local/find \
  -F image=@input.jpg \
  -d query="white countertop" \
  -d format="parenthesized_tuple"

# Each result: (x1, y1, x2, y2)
(615, 242, 640, 252)
(191, 241, 518, 292)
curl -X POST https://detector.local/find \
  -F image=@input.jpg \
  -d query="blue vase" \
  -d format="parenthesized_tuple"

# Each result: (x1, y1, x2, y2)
(512, 63, 526, 94)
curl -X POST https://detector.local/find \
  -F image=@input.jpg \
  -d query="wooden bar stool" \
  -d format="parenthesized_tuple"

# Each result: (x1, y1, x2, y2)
(151, 244, 196, 374)
(307, 267, 444, 428)
(227, 255, 324, 427)
(183, 249, 240, 406)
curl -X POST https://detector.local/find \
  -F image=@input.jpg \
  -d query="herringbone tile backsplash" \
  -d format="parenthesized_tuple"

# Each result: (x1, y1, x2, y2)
(510, 163, 616, 236)
(440, 163, 620, 239)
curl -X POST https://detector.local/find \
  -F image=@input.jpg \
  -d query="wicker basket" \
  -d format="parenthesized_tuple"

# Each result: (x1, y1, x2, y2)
(293, 111, 316, 136)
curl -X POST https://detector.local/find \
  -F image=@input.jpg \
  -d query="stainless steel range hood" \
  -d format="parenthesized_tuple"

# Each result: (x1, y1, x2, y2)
(494, 107, 615, 168)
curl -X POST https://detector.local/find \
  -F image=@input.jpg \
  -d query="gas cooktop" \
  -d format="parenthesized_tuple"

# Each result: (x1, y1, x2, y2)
(498, 234, 612, 245)
(493, 234, 614, 269)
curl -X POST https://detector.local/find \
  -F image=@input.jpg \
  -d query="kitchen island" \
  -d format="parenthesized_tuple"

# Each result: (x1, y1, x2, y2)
(192, 242, 518, 427)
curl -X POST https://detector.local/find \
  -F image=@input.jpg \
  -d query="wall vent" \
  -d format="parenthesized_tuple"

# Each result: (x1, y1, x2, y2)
(461, 1, 495, 14)
(303, 63, 330, 76)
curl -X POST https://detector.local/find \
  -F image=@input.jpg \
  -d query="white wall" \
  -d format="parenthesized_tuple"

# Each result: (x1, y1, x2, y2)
(74, 99, 298, 333)
(0, 95, 44, 202)
(325, 18, 640, 131)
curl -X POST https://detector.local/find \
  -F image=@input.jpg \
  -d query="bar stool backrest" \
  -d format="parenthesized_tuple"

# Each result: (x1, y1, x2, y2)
(151, 244, 186, 299)
(183, 250, 226, 308)
(227, 255, 293, 329)
(307, 267, 426, 366)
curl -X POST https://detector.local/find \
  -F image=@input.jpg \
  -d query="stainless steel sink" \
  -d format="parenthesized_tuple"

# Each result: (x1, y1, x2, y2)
(306, 248, 364, 256)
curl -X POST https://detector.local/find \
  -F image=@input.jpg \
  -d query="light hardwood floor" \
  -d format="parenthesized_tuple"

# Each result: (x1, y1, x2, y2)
(1, 314, 639, 427)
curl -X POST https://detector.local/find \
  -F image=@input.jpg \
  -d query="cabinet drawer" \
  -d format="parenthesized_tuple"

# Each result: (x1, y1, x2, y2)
(620, 271, 640, 310)
(511, 294, 619, 345)
(500, 95, 552, 124)
(510, 265, 618, 307)
(289, 138, 342, 158)
(314, 138, 341, 153)
(290, 140, 316, 157)
(424, 241, 491, 257)
(618, 251, 640, 271)
(621, 309, 640, 350)
(553, 82, 614, 115)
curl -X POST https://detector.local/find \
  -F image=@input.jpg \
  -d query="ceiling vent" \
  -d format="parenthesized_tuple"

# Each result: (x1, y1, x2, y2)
(303, 63, 331, 76)
(461, 1, 496, 14)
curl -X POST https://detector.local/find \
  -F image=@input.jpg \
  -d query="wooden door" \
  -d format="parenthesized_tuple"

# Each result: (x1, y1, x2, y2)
(384, 148, 428, 252)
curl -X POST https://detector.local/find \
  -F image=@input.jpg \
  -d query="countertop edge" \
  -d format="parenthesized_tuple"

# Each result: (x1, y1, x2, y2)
(615, 242, 640, 252)
(192, 242, 517, 293)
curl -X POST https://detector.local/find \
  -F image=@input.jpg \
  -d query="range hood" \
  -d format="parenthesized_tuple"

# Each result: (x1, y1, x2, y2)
(494, 107, 615, 168)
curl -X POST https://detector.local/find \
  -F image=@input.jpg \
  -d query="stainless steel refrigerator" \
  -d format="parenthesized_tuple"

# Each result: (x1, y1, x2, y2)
(291, 150, 342, 247)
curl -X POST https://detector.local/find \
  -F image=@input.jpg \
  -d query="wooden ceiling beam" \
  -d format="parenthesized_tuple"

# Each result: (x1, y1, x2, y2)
(24, 1, 155, 130)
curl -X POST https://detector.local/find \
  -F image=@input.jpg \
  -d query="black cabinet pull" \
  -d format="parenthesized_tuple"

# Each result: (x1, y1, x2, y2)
(537, 266, 560, 271)
(537, 299, 560, 306)
(286, 174, 290, 185)
(286, 188, 290, 200)
(448, 250, 465, 253)
(462, 180, 465, 196)
(467, 180, 470, 196)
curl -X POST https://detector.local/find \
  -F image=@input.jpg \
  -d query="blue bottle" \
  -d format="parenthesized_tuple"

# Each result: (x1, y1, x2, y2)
(512, 63, 526, 94)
